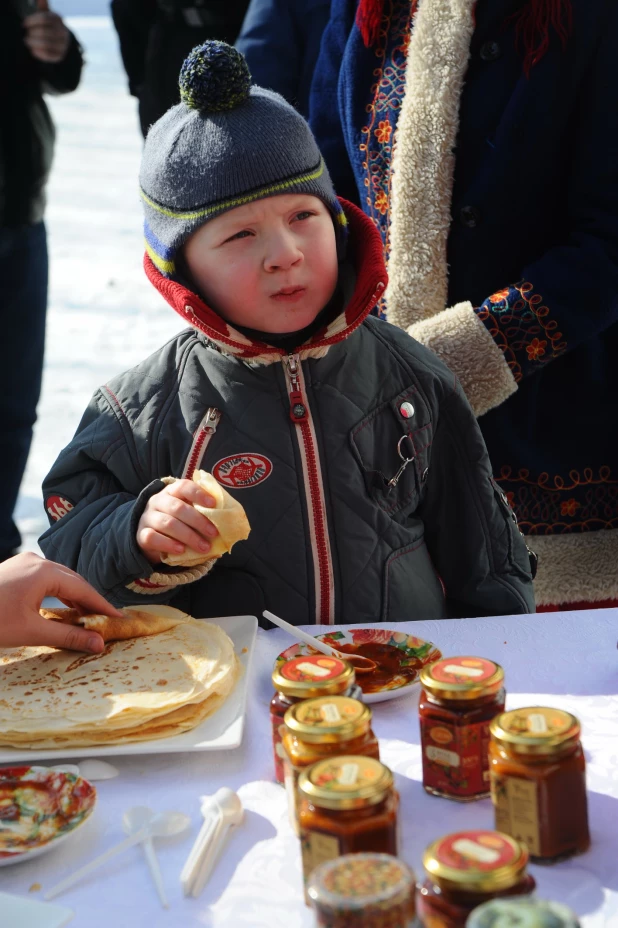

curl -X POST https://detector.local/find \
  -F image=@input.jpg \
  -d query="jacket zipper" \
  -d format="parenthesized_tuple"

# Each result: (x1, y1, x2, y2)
(182, 407, 221, 479)
(283, 353, 335, 624)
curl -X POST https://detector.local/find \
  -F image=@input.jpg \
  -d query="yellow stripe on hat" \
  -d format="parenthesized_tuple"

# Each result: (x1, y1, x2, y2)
(145, 239, 176, 275)
(141, 160, 326, 222)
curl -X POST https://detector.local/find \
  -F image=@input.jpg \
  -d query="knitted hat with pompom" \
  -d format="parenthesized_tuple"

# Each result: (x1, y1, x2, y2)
(140, 41, 347, 279)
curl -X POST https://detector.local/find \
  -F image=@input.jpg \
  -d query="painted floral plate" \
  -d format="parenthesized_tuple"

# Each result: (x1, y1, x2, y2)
(0, 766, 96, 866)
(274, 628, 441, 703)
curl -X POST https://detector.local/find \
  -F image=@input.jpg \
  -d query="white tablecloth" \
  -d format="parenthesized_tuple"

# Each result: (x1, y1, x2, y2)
(1, 610, 617, 928)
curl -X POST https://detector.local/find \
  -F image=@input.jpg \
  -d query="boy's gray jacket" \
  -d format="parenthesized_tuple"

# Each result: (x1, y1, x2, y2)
(40, 203, 535, 625)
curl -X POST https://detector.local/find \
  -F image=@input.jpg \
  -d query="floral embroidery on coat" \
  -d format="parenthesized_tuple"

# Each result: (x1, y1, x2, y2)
(496, 466, 618, 533)
(359, 0, 415, 318)
(476, 281, 567, 381)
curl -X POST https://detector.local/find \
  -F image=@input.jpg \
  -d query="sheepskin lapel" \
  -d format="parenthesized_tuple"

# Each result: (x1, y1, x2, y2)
(386, 0, 476, 328)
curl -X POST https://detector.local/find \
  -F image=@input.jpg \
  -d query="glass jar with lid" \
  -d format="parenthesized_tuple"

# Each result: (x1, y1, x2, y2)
(419, 657, 506, 801)
(466, 898, 581, 928)
(282, 695, 380, 831)
(417, 829, 536, 928)
(307, 853, 416, 928)
(271, 656, 361, 783)
(489, 706, 590, 861)
(298, 756, 399, 901)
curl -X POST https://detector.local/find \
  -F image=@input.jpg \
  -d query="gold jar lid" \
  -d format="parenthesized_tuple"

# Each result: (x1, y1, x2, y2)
(284, 695, 371, 744)
(490, 707, 581, 756)
(423, 830, 528, 894)
(420, 656, 504, 700)
(298, 756, 393, 810)
(272, 655, 355, 699)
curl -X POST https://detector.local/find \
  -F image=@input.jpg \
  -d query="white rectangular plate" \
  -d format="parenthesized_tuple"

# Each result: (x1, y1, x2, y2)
(0, 892, 73, 927)
(0, 614, 257, 762)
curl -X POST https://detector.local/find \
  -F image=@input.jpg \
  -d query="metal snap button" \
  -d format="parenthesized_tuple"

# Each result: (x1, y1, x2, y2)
(399, 402, 415, 419)
(459, 205, 481, 228)
(480, 40, 501, 62)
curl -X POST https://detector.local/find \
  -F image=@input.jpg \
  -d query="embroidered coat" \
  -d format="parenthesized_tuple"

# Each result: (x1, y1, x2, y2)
(39, 203, 534, 625)
(309, 0, 618, 607)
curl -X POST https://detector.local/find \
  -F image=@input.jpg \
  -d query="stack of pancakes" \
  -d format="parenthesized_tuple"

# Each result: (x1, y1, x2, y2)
(0, 606, 240, 749)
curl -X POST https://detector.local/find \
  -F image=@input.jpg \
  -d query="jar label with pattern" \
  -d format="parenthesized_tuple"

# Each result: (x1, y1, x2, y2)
(421, 716, 491, 797)
(491, 772, 541, 856)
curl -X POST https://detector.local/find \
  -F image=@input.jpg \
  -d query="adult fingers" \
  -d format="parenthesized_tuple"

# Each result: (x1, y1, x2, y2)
(43, 566, 123, 618)
(33, 614, 105, 654)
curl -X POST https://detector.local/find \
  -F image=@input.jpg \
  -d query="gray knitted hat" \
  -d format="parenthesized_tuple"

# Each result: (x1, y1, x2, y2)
(140, 41, 347, 279)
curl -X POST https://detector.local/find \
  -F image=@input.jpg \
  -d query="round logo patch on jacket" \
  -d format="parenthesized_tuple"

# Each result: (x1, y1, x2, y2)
(46, 495, 75, 522)
(213, 454, 273, 489)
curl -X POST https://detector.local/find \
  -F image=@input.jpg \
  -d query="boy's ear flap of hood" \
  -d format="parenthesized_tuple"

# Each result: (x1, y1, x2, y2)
(144, 199, 388, 364)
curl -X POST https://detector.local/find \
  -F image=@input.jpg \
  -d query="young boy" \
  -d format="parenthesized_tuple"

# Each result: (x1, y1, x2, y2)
(40, 42, 535, 625)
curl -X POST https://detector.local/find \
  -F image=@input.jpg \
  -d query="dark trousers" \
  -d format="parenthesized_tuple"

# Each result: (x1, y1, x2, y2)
(0, 221, 48, 558)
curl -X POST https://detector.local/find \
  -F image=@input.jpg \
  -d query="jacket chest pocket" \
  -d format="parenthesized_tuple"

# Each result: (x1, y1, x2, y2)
(350, 388, 433, 516)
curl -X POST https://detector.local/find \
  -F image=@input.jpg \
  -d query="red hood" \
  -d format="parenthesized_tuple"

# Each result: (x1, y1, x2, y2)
(144, 199, 387, 362)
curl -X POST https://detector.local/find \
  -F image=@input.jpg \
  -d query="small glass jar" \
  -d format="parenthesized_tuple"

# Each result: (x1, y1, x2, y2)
(308, 853, 416, 928)
(417, 829, 536, 928)
(419, 657, 506, 801)
(282, 695, 380, 832)
(489, 706, 590, 861)
(271, 656, 360, 784)
(298, 756, 399, 901)
(466, 898, 581, 928)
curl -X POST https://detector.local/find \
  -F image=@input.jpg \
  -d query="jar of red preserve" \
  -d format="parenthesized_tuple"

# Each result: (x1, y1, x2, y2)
(271, 655, 360, 783)
(417, 829, 536, 928)
(419, 656, 505, 801)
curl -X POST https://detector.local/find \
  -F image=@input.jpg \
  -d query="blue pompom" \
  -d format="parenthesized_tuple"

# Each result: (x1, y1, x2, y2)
(179, 41, 252, 115)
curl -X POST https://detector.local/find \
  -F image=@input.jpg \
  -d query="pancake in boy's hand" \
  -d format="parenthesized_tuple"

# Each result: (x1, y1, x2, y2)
(160, 469, 250, 567)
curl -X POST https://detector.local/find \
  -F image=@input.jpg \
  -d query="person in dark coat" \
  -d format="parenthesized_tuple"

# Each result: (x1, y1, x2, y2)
(236, 0, 331, 118)
(0, 0, 83, 563)
(309, 0, 618, 611)
(110, 0, 250, 136)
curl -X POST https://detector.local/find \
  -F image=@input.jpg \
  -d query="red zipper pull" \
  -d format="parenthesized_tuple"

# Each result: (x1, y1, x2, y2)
(286, 354, 307, 422)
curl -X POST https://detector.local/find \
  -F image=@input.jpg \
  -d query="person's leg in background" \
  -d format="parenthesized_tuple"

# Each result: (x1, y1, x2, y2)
(0, 221, 48, 561)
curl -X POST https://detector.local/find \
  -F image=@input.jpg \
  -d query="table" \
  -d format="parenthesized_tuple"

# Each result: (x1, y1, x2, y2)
(1, 610, 617, 928)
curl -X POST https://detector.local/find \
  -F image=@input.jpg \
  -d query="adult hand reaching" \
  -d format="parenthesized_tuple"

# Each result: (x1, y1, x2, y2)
(23, 0, 71, 64)
(0, 552, 123, 652)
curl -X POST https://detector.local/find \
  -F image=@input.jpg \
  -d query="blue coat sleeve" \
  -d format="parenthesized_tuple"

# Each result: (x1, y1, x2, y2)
(236, 0, 331, 118)
(39, 389, 168, 605)
(309, 0, 360, 203)
(474, 3, 618, 383)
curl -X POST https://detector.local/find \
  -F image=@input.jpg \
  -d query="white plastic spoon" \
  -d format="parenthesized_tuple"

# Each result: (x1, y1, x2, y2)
(123, 806, 170, 909)
(262, 610, 377, 672)
(44, 809, 190, 900)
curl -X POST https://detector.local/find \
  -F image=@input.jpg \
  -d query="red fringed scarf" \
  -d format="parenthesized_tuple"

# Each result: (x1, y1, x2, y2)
(355, 0, 572, 74)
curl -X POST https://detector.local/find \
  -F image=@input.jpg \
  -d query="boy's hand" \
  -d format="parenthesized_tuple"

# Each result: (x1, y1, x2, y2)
(23, 1, 71, 64)
(137, 480, 219, 564)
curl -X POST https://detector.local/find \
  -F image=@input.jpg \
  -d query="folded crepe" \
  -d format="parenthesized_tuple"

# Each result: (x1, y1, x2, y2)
(160, 469, 251, 568)
(0, 605, 240, 748)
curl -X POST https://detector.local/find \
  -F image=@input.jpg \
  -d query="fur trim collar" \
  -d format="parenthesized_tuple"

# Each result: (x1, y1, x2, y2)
(386, 0, 476, 329)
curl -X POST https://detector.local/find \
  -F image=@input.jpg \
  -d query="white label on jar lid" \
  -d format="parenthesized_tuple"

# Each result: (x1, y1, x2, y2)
(451, 839, 501, 864)
(338, 763, 359, 786)
(426, 746, 460, 767)
(320, 703, 342, 723)
(296, 662, 331, 677)
(443, 664, 484, 677)
(527, 713, 548, 733)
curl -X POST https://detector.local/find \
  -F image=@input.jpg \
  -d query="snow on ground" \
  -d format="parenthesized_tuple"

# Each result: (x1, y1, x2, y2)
(15, 15, 183, 553)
